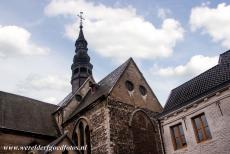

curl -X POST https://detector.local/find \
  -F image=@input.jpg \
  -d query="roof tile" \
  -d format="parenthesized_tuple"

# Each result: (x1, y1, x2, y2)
(0, 91, 58, 137)
(162, 50, 230, 115)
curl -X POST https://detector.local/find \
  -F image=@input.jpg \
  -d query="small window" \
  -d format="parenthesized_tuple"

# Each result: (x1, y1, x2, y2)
(80, 67, 87, 73)
(171, 123, 187, 150)
(88, 69, 92, 75)
(139, 85, 147, 96)
(75, 94, 82, 102)
(125, 80, 134, 91)
(74, 68, 79, 74)
(192, 113, 212, 143)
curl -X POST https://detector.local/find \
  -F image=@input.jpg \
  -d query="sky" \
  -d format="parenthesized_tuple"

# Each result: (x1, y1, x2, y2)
(0, 0, 230, 106)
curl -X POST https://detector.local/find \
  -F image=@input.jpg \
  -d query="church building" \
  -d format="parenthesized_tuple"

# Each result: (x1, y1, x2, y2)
(0, 20, 230, 154)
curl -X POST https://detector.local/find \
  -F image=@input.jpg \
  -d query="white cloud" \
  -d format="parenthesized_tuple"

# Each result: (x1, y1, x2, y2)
(45, 0, 184, 61)
(0, 25, 69, 104)
(201, 1, 210, 7)
(0, 25, 49, 58)
(14, 74, 70, 104)
(148, 55, 218, 105)
(158, 8, 171, 19)
(17, 74, 69, 91)
(153, 55, 218, 77)
(190, 3, 230, 48)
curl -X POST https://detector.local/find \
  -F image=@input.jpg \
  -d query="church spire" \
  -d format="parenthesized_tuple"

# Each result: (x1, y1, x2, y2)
(71, 12, 93, 93)
(75, 12, 87, 50)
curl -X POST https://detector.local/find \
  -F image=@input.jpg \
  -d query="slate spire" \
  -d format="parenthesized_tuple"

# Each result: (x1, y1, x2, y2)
(71, 12, 93, 93)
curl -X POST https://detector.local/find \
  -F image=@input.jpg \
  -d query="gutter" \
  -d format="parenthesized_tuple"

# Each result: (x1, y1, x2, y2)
(0, 127, 57, 139)
(157, 119, 166, 154)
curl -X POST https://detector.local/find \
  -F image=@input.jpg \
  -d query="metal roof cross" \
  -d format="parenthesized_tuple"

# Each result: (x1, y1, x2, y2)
(77, 12, 85, 28)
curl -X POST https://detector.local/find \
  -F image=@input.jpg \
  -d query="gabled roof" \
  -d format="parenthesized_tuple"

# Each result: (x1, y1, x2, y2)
(57, 75, 95, 109)
(64, 58, 131, 123)
(162, 50, 230, 115)
(58, 92, 72, 107)
(0, 91, 58, 137)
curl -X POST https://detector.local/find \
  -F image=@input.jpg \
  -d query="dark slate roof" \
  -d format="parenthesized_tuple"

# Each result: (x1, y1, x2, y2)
(64, 58, 131, 123)
(58, 92, 72, 107)
(162, 50, 230, 115)
(57, 76, 95, 109)
(0, 91, 58, 137)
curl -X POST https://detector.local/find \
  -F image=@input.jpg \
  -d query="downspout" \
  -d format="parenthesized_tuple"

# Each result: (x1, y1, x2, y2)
(158, 119, 166, 154)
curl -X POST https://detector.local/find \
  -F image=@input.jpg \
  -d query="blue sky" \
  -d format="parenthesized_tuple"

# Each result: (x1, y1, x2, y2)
(0, 0, 230, 105)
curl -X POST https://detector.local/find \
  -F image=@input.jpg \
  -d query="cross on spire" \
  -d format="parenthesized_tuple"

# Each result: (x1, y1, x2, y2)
(77, 11, 85, 28)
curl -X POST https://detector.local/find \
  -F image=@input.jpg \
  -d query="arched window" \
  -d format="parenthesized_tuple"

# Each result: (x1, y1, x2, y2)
(130, 110, 158, 154)
(85, 125, 91, 154)
(73, 133, 78, 147)
(73, 118, 91, 154)
(79, 122, 85, 148)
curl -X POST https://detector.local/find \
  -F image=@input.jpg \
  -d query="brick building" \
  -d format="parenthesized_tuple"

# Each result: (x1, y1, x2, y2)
(0, 22, 230, 154)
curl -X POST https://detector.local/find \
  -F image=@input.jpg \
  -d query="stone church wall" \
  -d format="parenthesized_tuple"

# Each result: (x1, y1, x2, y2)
(63, 97, 164, 154)
(110, 60, 162, 113)
(65, 99, 111, 154)
(108, 100, 163, 154)
(161, 88, 230, 154)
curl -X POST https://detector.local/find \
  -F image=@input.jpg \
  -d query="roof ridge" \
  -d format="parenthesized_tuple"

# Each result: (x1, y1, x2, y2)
(170, 64, 219, 92)
(162, 81, 230, 116)
(170, 50, 230, 93)
(163, 52, 230, 114)
(57, 76, 95, 107)
(98, 57, 132, 85)
(108, 58, 132, 93)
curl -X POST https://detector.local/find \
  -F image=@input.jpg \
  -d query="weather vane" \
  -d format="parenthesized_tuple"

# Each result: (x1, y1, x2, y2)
(77, 11, 85, 28)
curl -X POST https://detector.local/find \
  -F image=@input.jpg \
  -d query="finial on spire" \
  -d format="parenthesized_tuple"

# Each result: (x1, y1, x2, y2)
(77, 11, 85, 29)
